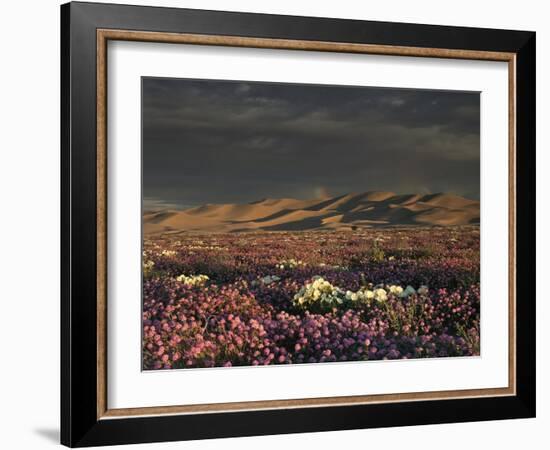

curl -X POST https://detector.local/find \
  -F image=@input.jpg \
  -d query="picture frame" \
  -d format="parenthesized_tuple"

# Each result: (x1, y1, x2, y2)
(61, 1, 536, 447)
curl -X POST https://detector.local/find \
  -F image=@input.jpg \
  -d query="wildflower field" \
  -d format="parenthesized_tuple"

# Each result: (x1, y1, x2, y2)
(142, 226, 480, 370)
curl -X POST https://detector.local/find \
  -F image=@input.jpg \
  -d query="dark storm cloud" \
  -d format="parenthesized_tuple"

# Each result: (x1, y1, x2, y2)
(142, 78, 480, 209)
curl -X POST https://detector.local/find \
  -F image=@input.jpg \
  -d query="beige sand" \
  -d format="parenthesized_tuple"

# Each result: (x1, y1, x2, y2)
(143, 191, 480, 235)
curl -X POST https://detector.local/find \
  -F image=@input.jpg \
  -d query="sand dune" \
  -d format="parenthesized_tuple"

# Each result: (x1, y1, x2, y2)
(143, 191, 480, 235)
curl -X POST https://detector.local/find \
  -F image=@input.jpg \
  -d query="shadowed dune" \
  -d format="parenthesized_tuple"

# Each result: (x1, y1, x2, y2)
(144, 191, 480, 235)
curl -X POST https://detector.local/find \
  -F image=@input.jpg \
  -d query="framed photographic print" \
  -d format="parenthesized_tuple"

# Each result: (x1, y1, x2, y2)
(61, 1, 536, 447)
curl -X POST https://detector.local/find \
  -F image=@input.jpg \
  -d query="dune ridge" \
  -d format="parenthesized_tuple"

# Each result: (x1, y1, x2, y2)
(143, 191, 480, 235)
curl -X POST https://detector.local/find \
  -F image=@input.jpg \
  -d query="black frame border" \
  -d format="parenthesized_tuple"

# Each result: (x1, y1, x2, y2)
(61, 2, 536, 447)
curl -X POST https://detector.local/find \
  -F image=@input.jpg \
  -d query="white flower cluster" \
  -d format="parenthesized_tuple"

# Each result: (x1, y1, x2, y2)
(160, 249, 177, 257)
(389, 285, 404, 296)
(293, 277, 431, 311)
(277, 259, 306, 270)
(176, 274, 210, 287)
(345, 284, 428, 303)
(292, 276, 345, 309)
(345, 287, 388, 302)
(142, 260, 155, 275)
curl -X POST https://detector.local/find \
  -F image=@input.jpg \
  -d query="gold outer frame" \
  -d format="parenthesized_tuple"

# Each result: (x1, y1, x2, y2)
(96, 29, 516, 420)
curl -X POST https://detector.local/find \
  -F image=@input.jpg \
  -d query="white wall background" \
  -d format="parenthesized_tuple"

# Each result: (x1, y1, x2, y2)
(0, 0, 546, 448)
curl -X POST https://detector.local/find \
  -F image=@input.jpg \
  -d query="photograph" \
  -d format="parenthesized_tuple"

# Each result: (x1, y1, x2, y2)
(56, 2, 536, 446)
(141, 77, 481, 370)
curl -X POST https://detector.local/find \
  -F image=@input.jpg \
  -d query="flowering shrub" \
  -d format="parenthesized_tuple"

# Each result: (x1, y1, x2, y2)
(142, 226, 480, 369)
(352, 286, 389, 302)
(142, 259, 155, 276)
(293, 279, 429, 311)
(175, 274, 209, 287)
(292, 276, 345, 311)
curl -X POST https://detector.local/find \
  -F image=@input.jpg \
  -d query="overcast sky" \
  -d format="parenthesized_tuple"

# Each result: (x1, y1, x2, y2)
(142, 77, 480, 210)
